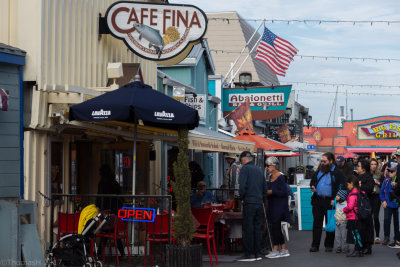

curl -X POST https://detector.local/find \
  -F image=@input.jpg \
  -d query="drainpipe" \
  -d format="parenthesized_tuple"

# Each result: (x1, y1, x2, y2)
(19, 66, 24, 199)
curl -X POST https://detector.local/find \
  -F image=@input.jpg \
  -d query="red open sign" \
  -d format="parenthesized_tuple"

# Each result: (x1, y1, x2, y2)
(122, 156, 131, 168)
(118, 207, 155, 222)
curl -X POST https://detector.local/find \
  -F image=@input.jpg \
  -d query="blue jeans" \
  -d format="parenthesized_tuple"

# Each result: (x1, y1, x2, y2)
(242, 203, 263, 256)
(383, 207, 399, 241)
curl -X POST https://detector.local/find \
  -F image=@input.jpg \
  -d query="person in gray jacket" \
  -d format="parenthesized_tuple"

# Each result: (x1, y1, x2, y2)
(237, 151, 268, 262)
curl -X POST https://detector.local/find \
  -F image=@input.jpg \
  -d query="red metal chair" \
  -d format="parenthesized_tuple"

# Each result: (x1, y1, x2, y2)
(56, 211, 81, 240)
(96, 214, 131, 266)
(144, 213, 171, 266)
(192, 208, 219, 266)
(191, 207, 212, 233)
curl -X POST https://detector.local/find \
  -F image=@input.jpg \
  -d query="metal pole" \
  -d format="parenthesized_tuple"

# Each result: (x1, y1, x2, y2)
(262, 202, 273, 250)
(227, 33, 263, 85)
(132, 121, 137, 195)
(222, 20, 264, 85)
(131, 120, 137, 252)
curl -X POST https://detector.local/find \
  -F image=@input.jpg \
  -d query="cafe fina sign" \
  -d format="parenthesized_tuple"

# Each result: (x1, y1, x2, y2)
(359, 121, 400, 139)
(105, 1, 207, 62)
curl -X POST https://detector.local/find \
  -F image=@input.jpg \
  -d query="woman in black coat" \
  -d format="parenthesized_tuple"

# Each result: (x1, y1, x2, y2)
(356, 159, 375, 254)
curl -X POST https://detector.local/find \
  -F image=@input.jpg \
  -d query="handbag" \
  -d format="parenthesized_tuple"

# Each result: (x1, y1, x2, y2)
(325, 197, 336, 232)
(373, 184, 381, 194)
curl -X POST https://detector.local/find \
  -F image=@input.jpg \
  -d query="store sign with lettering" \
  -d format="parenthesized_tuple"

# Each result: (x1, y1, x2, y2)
(222, 85, 292, 120)
(118, 207, 155, 222)
(105, 1, 207, 61)
(359, 121, 400, 140)
(184, 94, 205, 119)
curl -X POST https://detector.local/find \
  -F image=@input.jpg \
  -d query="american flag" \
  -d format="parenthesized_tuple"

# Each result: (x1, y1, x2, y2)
(255, 27, 298, 77)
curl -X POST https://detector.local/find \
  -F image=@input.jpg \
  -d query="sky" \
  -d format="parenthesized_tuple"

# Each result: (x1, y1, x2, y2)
(172, 0, 400, 127)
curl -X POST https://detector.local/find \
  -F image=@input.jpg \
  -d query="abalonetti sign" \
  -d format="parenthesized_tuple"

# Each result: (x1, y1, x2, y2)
(106, 1, 207, 61)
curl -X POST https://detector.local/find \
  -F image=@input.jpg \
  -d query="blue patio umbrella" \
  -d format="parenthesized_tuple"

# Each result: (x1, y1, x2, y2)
(69, 81, 199, 194)
(69, 81, 199, 130)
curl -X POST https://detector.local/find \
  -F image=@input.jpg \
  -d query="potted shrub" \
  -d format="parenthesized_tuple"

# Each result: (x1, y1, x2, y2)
(166, 127, 202, 267)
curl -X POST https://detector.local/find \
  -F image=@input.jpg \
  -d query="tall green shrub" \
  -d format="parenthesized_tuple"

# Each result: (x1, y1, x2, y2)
(172, 127, 195, 246)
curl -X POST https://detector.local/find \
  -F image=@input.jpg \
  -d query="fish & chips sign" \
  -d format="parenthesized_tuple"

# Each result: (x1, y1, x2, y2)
(106, 1, 207, 62)
(359, 121, 400, 139)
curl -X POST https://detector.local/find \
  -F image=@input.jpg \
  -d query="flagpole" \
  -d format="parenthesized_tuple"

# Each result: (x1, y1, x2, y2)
(222, 20, 264, 86)
(227, 33, 263, 86)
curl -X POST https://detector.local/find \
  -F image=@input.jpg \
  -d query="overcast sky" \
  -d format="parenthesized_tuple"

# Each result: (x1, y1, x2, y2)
(172, 0, 400, 126)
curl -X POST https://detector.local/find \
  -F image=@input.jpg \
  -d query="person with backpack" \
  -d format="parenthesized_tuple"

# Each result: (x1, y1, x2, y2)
(380, 161, 400, 247)
(355, 159, 374, 254)
(309, 152, 346, 252)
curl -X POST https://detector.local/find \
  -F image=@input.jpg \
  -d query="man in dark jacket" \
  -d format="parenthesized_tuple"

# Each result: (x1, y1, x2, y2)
(335, 156, 353, 179)
(310, 152, 346, 252)
(237, 151, 268, 262)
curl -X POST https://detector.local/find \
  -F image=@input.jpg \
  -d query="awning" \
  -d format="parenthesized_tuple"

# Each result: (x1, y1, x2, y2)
(265, 151, 301, 157)
(233, 130, 293, 151)
(284, 140, 308, 151)
(343, 151, 358, 158)
(347, 147, 397, 153)
(188, 127, 255, 154)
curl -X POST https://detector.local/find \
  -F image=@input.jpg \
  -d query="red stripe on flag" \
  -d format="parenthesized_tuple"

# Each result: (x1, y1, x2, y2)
(275, 37, 298, 54)
(257, 42, 290, 70)
(257, 42, 291, 66)
(255, 54, 286, 76)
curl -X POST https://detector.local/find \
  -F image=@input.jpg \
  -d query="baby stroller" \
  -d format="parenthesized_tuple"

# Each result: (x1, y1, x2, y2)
(46, 204, 111, 267)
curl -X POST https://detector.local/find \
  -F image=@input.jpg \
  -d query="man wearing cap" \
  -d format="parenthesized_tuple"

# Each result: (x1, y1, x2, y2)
(224, 153, 241, 195)
(237, 151, 268, 261)
(309, 152, 346, 253)
(336, 156, 353, 178)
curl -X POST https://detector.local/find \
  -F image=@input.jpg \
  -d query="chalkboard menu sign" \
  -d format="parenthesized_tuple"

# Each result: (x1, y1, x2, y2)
(265, 123, 297, 141)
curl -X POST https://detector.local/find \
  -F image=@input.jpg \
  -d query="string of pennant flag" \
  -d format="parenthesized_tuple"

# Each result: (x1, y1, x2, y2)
(208, 17, 400, 26)
(284, 82, 400, 89)
(296, 89, 400, 96)
(210, 49, 400, 63)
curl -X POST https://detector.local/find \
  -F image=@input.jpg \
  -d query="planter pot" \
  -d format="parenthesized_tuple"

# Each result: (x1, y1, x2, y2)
(166, 244, 202, 267)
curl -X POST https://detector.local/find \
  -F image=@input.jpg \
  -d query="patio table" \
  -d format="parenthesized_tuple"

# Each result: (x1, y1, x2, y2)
(215, 211, 242, 239)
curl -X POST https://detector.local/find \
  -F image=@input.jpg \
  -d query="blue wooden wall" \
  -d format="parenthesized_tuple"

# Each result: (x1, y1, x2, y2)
(0, 62, 21, 197)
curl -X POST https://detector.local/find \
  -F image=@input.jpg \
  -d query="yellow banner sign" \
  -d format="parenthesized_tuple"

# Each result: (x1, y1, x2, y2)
(188, 135, 254, 154)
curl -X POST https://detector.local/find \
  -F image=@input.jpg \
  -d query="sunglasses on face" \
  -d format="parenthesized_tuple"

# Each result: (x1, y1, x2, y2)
(321, 160, 328, 163)
(389, 170, 396, 173)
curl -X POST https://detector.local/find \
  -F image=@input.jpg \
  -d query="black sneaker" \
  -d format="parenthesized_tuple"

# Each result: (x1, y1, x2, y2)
(255, 253, 263, 261)
(388, 241, 400, 248)
(382, 238, 390, 246)
(236, 255, 256, 262)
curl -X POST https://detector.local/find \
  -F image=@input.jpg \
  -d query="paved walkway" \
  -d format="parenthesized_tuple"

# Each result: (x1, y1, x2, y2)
(109, 229, 400, 267)
(203, 230, 400, 267)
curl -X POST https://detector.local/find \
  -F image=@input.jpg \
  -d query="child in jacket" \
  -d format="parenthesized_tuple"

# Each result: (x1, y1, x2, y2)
(343, 175, 363, 257)
(335, 189, 349, 253)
